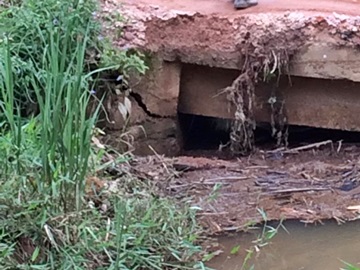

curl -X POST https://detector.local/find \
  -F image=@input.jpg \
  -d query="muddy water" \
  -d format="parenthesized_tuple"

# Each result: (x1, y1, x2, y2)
(208, 220, 360, 270)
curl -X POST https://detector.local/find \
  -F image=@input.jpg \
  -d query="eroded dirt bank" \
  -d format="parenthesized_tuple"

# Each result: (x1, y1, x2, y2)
(101, 0, 360, 71)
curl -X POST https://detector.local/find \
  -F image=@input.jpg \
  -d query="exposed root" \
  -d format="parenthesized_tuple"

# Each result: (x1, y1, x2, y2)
(223, 50, 291, 155)
(268, 85, 289, 148)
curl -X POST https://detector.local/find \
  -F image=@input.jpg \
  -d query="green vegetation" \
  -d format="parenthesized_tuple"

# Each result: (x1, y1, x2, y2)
(0, 0, 207, 269)
(341, 261, 360, 270)
(202, 208, 285, 270)
(239, 209, 287, 270)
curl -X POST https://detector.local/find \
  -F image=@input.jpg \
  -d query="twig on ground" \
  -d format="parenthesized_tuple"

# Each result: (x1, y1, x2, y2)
(337, 140, 343, 153)
(266, 140, 333, 155)
(148, 145, 171, 174)
(265, 147, 286, 154)
(283, 140, 333, 154)
(167, 182, 230, 190)
(197, 212, 229, 216)
(245, 165, 269, 169)
(266, 170, 289, 175)
(204, 176, 249, 183)
(265, 187, 330, 194)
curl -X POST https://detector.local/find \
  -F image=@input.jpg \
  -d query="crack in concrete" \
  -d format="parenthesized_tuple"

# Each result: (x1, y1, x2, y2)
(130, 92, 166, 118)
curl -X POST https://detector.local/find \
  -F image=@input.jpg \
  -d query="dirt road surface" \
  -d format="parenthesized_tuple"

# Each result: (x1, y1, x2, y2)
(127, 0, 360, 16)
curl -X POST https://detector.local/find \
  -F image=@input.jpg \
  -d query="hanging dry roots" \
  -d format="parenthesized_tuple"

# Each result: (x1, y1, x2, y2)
(221, 48, 294, 155)
(224, 71, 256, 155)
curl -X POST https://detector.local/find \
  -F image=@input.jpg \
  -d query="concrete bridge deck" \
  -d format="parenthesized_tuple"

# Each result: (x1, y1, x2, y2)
(100, 0, 360, 132)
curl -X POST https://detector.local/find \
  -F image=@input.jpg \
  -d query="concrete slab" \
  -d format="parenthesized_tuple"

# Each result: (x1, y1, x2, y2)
(178, 64, 360, 131)
(130, 58, 181, 117)
(291, 44, 360, 82)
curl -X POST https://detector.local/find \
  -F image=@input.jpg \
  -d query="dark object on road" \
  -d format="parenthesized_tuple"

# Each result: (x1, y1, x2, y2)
(234, 0, 258, 9)
(339, 179, 360, 192)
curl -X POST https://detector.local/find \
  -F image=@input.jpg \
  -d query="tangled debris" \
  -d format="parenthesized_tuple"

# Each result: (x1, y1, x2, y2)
(215, 12, 360, 155)
(222, 23, 308, 155)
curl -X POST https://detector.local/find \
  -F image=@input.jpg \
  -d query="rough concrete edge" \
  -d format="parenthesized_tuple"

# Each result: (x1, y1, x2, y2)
(101, 1, 360, 48)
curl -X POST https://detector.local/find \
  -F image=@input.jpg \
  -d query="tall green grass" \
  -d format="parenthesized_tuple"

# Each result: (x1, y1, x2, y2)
(341, 261, 360, 270)
(0, 0, 208, 269)
(0, 0, 146, 116)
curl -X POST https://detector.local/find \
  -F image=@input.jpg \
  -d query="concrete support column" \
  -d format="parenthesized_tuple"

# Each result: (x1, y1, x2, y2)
(130, 56, 182, 117)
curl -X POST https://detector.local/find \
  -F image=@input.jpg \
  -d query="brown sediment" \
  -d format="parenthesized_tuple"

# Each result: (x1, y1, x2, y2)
(125, 145, 360, 235)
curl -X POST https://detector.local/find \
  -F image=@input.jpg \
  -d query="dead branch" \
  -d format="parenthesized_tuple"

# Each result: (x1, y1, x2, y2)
(283, 140, 333, 154)
(265, 187, 330, 195)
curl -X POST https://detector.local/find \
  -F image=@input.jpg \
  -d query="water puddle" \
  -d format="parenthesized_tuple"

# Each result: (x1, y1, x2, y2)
(207, 220, 360, 270)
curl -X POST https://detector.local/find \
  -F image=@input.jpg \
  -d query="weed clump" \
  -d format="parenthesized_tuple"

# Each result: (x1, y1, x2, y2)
(0, 0, 207, 269)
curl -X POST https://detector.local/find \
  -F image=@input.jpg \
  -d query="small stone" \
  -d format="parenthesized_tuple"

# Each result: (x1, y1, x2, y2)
(150, 5, 160, 10)
(124, 32, 135, 41)
(100, 204, 108, 213)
